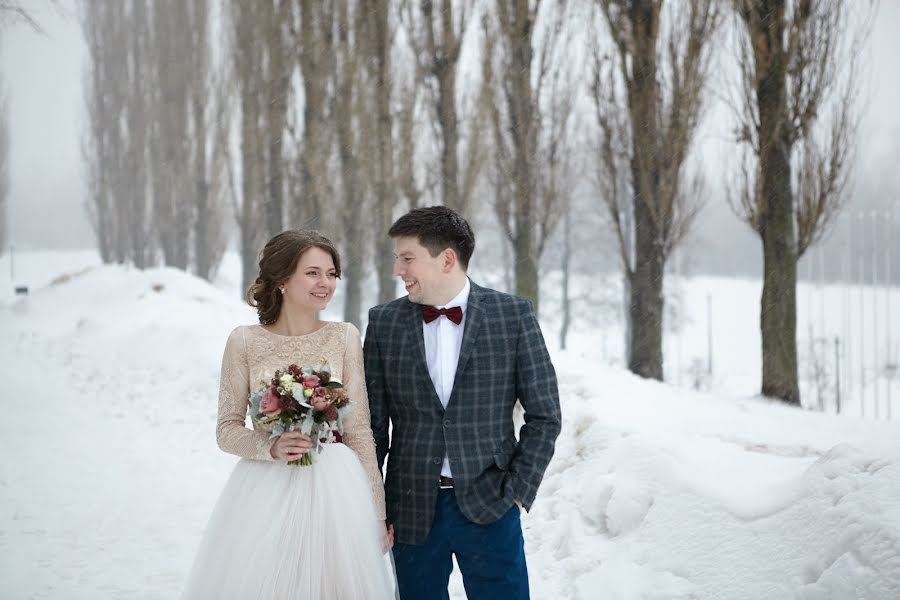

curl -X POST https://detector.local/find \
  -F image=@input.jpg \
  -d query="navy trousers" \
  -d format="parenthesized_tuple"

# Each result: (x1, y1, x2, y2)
(392, 489, 529, 600)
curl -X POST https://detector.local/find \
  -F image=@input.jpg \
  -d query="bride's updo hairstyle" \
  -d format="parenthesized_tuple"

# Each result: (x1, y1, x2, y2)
(246, 230, 342, 325)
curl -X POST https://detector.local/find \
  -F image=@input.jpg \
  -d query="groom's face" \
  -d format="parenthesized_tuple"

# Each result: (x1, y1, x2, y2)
(393, 236, 446, 305)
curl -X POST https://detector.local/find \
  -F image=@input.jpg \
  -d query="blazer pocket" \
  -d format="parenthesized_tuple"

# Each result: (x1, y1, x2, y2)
(492, 436, 518, 471)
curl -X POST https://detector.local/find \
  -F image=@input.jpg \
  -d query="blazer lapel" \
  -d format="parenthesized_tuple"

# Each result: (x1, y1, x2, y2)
(448, 280, 484, 405)
(402, 299, 445, 412)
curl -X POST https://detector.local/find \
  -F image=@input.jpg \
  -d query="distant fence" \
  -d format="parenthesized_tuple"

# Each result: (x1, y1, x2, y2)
(800, 209, 898, 419)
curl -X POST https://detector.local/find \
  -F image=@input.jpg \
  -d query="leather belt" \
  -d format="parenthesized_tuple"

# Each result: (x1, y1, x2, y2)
(439, 476, 454, 488)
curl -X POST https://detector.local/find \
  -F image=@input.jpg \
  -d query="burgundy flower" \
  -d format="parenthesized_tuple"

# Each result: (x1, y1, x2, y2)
(283, 396, 303, 414)
(328, 388, 349, 409)
(323, 404, 339, 422)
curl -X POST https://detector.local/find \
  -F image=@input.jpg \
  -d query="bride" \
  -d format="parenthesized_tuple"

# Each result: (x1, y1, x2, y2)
(181, 230, 395, 599)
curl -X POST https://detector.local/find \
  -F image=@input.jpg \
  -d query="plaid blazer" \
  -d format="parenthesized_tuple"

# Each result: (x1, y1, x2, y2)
(364, 280, 562, 545)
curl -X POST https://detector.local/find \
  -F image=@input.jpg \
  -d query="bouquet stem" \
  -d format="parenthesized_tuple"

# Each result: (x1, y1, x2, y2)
(288, 452, 315, 467)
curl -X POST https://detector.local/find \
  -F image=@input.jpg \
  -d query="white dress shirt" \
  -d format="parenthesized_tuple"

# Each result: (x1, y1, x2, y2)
(423, 278, 470, 479)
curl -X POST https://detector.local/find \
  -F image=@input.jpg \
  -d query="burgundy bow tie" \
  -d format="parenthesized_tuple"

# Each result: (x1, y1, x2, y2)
(421, 305, 463, 325)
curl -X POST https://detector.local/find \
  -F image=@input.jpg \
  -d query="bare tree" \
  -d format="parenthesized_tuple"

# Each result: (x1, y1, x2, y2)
(591, 0, 719, 380)
(82, 0, 151, 265)
(81, 0, 227, 277)
(360, 0, 430, 305)
(406, 0, 484, 218)
(188, 0, 229, 282)
(543, 66, 577, 350)
(334, 0, 368, 328)
(361, 0, 400, 305)
(289, 0, 334, 232)
(229, 0, 267, 293)
(260, 0, 293, 238)
(81, 1, 113, 262)
(482, 0, 569, 314)
(149, 0, 193, 269)
(730, 0, 866, 404)
(189, 0, 213, 280)
(125, 0, 155, 269)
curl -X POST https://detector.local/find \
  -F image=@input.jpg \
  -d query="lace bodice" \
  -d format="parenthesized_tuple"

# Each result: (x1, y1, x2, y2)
(216, 322, 386, 520)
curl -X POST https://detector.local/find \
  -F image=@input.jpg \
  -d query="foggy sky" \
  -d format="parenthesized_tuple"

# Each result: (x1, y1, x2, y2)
(1, 0, 898, 278)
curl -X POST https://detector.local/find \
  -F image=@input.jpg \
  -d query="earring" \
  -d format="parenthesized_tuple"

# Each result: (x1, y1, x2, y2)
(279, 287, 285, 294)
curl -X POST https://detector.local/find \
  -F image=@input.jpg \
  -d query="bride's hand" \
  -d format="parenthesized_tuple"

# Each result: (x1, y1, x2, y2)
(270, 431, 314, 461)
(382, 522, 394, 553)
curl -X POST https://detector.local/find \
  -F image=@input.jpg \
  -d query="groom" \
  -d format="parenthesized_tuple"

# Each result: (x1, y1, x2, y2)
(364, 206, 561, 599)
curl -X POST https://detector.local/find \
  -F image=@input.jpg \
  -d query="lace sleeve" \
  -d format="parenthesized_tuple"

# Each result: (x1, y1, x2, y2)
(341, 323, 387, 521)
(216, 327, 277, 461)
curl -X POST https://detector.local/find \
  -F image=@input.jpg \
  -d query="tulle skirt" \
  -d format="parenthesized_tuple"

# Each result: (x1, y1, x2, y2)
(181, 443, 395, 599)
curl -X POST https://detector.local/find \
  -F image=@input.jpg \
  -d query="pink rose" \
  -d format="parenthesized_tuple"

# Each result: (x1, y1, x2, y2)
(260, 388, 283, 417)
(302, 375, 320, 389)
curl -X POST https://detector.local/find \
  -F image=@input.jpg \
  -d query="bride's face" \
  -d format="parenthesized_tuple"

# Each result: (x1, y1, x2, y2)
(282, 247, 338, 312)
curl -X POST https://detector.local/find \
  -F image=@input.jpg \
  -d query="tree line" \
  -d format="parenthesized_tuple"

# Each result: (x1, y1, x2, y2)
(78, 0, 866, 407)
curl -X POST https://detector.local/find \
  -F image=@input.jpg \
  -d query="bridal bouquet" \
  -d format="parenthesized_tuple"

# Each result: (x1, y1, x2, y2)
(249, 363, 351, 466)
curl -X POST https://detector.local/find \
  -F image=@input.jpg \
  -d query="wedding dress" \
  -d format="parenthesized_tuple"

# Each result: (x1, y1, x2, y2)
(181, 323, 395, 599)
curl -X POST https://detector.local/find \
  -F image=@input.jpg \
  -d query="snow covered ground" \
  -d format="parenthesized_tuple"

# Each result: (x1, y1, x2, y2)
(1, 251, 899, 599)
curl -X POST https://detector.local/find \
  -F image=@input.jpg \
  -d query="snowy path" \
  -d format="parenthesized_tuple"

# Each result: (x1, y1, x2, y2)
(2, 264, 899, 599)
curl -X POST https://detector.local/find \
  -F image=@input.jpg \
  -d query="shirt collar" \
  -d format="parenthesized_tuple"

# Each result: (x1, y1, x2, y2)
(436, 278, 470, 311)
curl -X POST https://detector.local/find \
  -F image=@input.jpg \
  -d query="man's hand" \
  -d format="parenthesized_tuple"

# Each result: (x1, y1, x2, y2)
(269, 431, 314, 461)
(383, 522, 395, 553)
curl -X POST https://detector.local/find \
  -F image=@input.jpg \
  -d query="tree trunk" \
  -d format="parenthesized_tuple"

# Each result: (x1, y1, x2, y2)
(195, 179, 212, 280)
(628, 187, 665, 380)
(339, 137, 364, 328)
(435, 22, 460, 213)
(296, 0, 328, 231)
(509, 0, 538, 313)
(338, 107, 363, 328)
(267, 131, 285, 237)
(335, 0, 364, 328)
(752, 0, 800, 404)
(265, 1, 289, 238)
(369, 0, 397, 305)
(624, 0, 664, 380)
(240, 223, 258, 298)
(514, 229, 538, 314)
(759, 131, 799, 403)
(343, 219, 364, 329)
(559, 205, 571, 350)
(239, 78, 260, 294)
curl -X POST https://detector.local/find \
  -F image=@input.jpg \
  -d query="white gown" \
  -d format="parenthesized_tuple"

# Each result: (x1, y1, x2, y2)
(181, 323, 395, 599)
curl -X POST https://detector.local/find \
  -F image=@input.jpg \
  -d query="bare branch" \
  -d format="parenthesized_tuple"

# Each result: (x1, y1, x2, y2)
(0, 1, 62, 35)
(591, 46, 633, 278)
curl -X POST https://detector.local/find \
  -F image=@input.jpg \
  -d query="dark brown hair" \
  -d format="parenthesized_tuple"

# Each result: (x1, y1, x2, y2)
(388, 205, 475, 270)
(245, 230, 342, 325)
